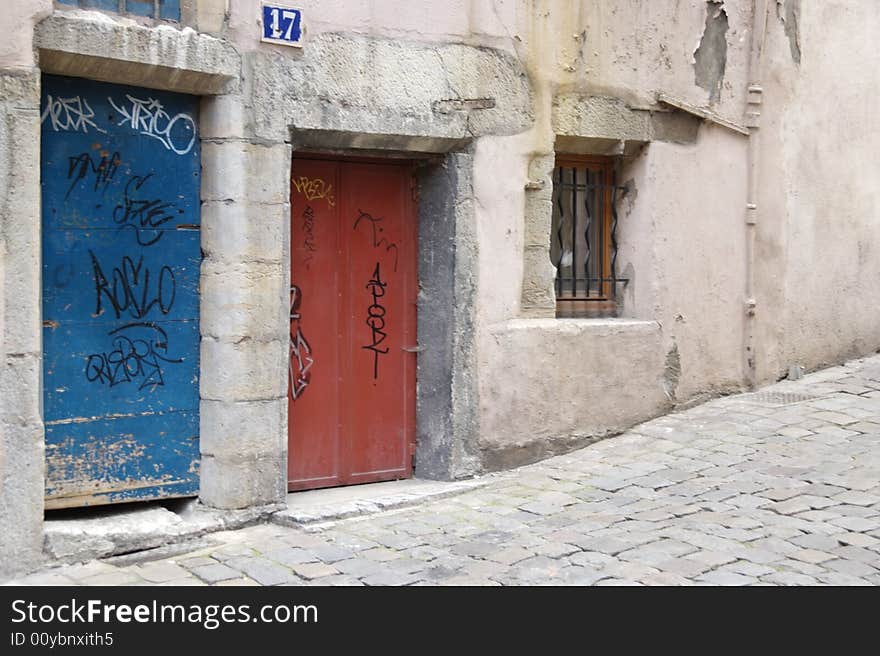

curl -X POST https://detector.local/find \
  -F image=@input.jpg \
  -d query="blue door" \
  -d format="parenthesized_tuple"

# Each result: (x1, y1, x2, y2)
(41, 75, 201, 508)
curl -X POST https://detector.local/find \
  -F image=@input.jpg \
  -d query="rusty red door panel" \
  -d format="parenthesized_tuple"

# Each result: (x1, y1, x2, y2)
(288, 157, 417, 491)
(288, 158, 341, 489)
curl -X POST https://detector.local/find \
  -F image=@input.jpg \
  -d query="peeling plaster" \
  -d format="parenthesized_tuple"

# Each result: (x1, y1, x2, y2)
(777, 0, 802, 64)
(663, 343, 682, 401)
(693, 1, 729, 104)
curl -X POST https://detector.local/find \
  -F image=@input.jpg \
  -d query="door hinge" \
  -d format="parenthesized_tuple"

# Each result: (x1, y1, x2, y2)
(411, 175, 419, 202)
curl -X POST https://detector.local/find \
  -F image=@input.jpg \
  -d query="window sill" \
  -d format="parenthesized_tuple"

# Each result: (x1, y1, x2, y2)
(488, 317, 660, 336)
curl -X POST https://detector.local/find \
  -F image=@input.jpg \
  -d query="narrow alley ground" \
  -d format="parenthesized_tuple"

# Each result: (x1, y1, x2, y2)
(11, 356, 880, 586)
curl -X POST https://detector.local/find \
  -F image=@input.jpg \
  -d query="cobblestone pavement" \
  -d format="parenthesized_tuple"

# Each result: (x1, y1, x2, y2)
(12, 356, 880, 586)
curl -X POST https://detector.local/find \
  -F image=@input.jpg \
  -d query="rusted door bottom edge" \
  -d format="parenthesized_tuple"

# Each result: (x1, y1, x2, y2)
(45, 480, 198, 511)
(288, 468, 410, 492)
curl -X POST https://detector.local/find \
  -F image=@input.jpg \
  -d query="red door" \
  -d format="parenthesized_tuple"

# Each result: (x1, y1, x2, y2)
(288, 157, 417, 491)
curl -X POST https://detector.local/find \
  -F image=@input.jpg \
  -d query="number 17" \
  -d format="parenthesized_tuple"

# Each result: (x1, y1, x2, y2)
(270, 8, 299, 40)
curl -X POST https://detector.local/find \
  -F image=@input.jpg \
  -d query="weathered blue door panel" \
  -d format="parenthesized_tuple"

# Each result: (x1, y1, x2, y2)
(45, 411, 199, 504)
(42, 229, 200, 325)
(43, 319, 200, 420)
(41, 75, 201, 508)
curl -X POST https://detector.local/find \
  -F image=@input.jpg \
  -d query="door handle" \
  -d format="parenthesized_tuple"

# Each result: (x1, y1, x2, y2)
(401, 345, 425, 353)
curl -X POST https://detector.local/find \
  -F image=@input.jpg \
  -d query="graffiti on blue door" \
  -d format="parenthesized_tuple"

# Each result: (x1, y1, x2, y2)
(41, 75, 200, 508)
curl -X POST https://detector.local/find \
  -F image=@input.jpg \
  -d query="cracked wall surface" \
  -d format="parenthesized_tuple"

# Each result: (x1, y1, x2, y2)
(694, 1, 729, 104)
(777, 0, 801, 64)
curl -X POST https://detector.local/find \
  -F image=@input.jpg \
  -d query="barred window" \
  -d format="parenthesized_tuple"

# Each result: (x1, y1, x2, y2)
(550, 155, 624, 318)
(57, 0, 180, 21)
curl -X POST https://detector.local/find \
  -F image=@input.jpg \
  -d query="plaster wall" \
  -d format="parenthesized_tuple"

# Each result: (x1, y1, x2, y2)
(633, 124, 748, 404)
(517, 0, 751, 121)
(226, 0, 517, 49)
(0, 0, 52, 70)
(754, 0, 880, 381)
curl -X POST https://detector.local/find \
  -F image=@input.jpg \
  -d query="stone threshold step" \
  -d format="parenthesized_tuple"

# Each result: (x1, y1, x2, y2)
(43, 501, 281, 566)
(272, 477, 495, 528)
(40, 477, 493, 566)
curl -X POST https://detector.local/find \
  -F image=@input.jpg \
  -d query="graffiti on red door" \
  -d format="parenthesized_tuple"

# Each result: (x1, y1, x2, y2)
(289, 284, 314, 399)
(362, 261, 389, 379)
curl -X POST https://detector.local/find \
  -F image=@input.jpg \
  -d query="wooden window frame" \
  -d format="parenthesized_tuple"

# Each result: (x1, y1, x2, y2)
(552, 154, 618, 318)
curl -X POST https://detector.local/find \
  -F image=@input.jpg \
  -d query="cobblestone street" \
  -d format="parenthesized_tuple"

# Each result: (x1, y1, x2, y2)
(12, 356, 880, 586)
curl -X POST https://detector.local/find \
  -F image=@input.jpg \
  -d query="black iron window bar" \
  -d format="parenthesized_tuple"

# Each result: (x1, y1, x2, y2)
(552, 165, 629, 303)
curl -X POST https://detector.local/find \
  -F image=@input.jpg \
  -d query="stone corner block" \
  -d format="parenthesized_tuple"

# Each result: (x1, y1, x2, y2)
(1, 355, 42, 427)
(199, 454, 286, 509)
(200, 398, 286, 460)
(201, 200, 288, 265)
(200, 94, 248, 140)
(0, 421, 45, 581)
(0, 71, 41, 107)
(201, 141, 291, 204)
(200, 337, 287, 402)
(553, 94, 652, 142)
(520, 247, 557, 311)
(200, 260, 287, 342)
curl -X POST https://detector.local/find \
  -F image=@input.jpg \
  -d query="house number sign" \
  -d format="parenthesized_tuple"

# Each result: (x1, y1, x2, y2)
(261, 3, 305, 47)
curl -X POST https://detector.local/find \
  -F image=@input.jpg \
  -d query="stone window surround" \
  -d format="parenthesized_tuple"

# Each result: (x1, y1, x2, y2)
(520, 93, 702, 320)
